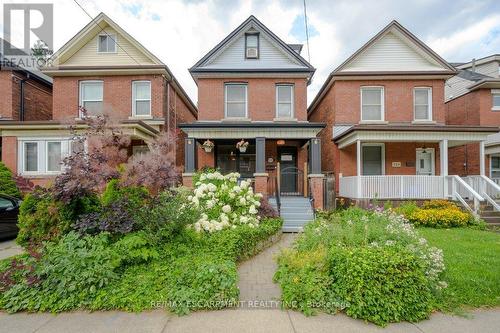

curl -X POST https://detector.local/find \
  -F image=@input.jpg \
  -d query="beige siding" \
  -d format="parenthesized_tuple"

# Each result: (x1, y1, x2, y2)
(472, 61, 499, 78)
(62, 27, 155, 66)
(445, 75, 474, 101)
(342, 31, 445, 72)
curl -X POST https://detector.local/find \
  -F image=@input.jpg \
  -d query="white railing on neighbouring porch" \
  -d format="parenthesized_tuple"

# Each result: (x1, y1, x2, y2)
(460, 175, 500, 211)
(446, 176, 484, 216)
(339, 176, 445, 200)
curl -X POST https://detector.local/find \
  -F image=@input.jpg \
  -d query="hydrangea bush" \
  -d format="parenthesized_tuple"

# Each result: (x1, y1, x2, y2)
(189, 171, 263, 232)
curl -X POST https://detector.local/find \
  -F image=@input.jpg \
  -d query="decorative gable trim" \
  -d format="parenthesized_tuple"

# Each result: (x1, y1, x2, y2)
(190, 15, 315, 74)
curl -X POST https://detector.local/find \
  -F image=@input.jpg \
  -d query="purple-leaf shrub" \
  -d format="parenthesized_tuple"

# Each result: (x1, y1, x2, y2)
(73, 199, 135, 235)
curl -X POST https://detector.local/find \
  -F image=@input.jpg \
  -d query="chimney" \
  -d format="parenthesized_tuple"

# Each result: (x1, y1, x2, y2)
(471, 58, 476, 72)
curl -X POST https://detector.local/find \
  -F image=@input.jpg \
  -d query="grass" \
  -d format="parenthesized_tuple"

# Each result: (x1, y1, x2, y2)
(419, 227, 500, 312)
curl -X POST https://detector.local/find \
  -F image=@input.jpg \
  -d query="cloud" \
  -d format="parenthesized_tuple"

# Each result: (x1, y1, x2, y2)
(1, 0, 499, 106)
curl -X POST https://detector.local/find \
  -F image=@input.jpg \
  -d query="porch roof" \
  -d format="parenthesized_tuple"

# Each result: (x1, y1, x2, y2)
(179, 121, 325, 139)
(333, 124, 498, 149)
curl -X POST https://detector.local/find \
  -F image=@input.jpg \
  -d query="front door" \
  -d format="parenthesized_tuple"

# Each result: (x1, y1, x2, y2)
(278, 147, 297, 194)
(416, 149, 435, 175)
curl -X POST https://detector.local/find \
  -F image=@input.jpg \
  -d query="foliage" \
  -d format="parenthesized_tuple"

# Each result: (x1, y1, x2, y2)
(189, 171, 263, 232)
(135, 189, 200, 244)
(121, 131, 179, 194)
(53, 110, 131, 203)
(16, 190, 72, 247)
(2, 232, 120, 312)
(274, 208, 445, 326)
(101, 179, 149, 209)
(419, 228, 500, 312)
(257, 197, 279, 218)
(0, 161, 21, 198)
(73, 199, 135, 235)
(397, 200, 475, 228)
(112, 231, 159, 265)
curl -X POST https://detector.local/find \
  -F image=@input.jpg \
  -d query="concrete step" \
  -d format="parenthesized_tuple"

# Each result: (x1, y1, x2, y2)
(481, 216, 500, 224)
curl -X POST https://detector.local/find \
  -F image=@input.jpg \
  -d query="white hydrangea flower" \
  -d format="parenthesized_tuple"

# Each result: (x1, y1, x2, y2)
(222, 205, 231, 213)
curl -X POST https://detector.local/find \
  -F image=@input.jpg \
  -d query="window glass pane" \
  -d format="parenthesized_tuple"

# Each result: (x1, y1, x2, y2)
(362, 146, 382, 175)
(24, 142, 38, 172)
(415, 105, 429, 120)
(246, 35, 258, 47)
(492, 170, 500, 178)
(277, 86, 292, 103)
(492, 156, 500, 169)
(47, 142, 62, 172)
(362, 105, 382, 120)
(415, 89, 429, 105)
(216, 144, 255, 178)
(493, 94, 500, 107)
(82, 82, 103, 100)
(278, 103, 292, 118)
(134, 82, 150, 100)
(107, 35, 116, 52)
(83, 101, 103, 116)
(0, 198, 14, 209)
(98, 35, 107, 52)
(362, 89, 381, 105)
(226, 103, 246, 117)
(135, 101, 150, 115)
(226, 85, 246, 102)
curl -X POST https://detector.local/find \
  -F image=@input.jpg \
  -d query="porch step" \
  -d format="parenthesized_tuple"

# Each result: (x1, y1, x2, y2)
(269, 196, 314, 232)
(480, 209, 500, 225)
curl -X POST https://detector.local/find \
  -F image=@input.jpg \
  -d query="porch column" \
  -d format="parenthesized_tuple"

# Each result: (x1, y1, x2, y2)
(479, 141, 485, 176)
(439, 139, 448, 197)
(356, 140, 361, 198)
(254, 137, 268, 198)
(182, 137, 196, 188)
(308, 138, 324, 210)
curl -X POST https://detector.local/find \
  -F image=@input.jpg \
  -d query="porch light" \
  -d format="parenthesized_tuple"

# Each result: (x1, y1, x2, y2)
(277, 140, 285, 145)
(422, 145, 427, 154)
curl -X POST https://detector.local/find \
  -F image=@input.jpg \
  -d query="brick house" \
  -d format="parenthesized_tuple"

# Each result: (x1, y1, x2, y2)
(308, 21, 497, 213)
(179, 16, 326, 220)
(0, 13, 197, 187)
(445, 55, 500, 181)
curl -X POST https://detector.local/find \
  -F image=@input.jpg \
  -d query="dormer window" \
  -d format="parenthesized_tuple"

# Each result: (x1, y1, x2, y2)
(245, 33, 259, 59)
(98, 34, 116, 53)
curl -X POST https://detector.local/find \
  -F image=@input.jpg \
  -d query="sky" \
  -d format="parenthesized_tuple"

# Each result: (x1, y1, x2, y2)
(1, 0, 500, 106)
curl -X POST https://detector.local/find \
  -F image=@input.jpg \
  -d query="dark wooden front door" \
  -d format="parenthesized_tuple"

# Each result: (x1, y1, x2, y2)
(278, 146, 297, 194)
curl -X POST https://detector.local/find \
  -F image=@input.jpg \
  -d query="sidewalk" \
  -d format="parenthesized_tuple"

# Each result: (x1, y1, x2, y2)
(1, 307, 499, 333)
(0, 239, 23, 260)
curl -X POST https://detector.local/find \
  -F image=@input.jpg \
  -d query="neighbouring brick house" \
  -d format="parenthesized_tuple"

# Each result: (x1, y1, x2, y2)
(445, 55, 500, 180)
(0, 13, 197, 187)
(179, 16, 326, 217)
(308, 21, 497, 212)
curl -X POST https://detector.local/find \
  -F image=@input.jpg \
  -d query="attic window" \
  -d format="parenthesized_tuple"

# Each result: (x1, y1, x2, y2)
(98, 34, 116, 53)
(245, 33, 259, 59)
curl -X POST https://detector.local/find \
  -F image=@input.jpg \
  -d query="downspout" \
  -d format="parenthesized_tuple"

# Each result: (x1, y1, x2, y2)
(19, 73, 29, 121)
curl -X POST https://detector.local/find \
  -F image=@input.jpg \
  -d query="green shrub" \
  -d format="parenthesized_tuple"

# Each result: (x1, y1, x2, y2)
(407, 208, 471, 228)
(395, 201, 419, 217)
(112, 231, 159, 265)
(329, 246, 434, 325)
(421, 199, 457, 210)
(0, 162, 21, 198)
(2, 232, 120, 312)
(101, 179, 149, 214)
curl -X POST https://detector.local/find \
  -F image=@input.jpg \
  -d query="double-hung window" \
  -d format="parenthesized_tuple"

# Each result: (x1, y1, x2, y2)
(79, 81, 103, 116)
(361, 87, 384, 121)
(276, 84, 294, 118)
(132, 81, 151, 116)
(492, 89, 500, 111)
(225, 84, 247, 118)
(491, 156, 500, 179)
(98, 34, 116, 53)
(414, 87, 432, 121)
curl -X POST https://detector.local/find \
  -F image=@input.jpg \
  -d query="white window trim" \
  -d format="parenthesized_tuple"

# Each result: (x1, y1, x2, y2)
(360, 86, 385, 122)
(97, 33, 117, 53)
(22, 141, 39, 174)
(224, 83, 248, 119)
(361, 143, 385, 175)
(79, 80, 104, 118)
(413, 87, 433, 121)
(275, 84, 295, 120)
(18, 139, 71, 176)
(415, 148, 436, 175)
(132, 80, 152, 117)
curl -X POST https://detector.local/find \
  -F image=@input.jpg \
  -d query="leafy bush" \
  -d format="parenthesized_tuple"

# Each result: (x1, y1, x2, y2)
(112, 231, 159, 265)
(274, 208, 445, 326)
(73, 199, 135, 235)
(189, 171, 263, 232)
(0, 161, 21, 198)
(101, 179, 149, 211)
(2, 232, 120, 312)
(422, 199, 458, 210)
(16, 190, 72, 247)
(396, 199, 474, 228)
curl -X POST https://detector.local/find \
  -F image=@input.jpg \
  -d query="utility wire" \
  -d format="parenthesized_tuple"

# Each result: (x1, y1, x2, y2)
(72, 0, 141, 65)
(303, 0, 311, 63)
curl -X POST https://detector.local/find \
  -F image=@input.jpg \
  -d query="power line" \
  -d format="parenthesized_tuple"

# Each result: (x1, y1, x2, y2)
(303, 0, 311, 63)
(71, 0, 141, 65)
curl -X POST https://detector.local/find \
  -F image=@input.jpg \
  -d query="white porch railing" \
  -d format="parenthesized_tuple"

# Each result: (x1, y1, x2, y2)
(461, 175, 500, 211)
(339, 176, 445, 200)
(447, 176, 484, 216)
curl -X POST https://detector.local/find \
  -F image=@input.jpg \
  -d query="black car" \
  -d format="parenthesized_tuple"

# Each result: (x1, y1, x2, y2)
(0, 194, 21, 240)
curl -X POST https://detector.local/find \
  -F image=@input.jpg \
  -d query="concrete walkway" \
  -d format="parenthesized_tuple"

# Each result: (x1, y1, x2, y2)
(0, 239, 23, 260)
(237, 233, 297, 303)
(1, 308, 499, 333)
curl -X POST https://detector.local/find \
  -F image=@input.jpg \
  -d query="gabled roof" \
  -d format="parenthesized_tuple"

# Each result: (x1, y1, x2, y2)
(308, 20, 456, 115)
(456, 54, 500, 70)
(190, 15, 314, 75)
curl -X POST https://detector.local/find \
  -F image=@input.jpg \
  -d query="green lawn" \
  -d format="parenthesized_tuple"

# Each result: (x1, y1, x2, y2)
(419, 228, 500, 312)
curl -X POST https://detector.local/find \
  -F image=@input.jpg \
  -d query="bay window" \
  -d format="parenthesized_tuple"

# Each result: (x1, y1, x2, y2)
(276, 84, 294, 118)
(225, 84, 247, 118)
(414, 87, 432, 121)
(361, 87, 384, 121)
(132, 81, 151, 116)
(79, 81, 103, 116)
